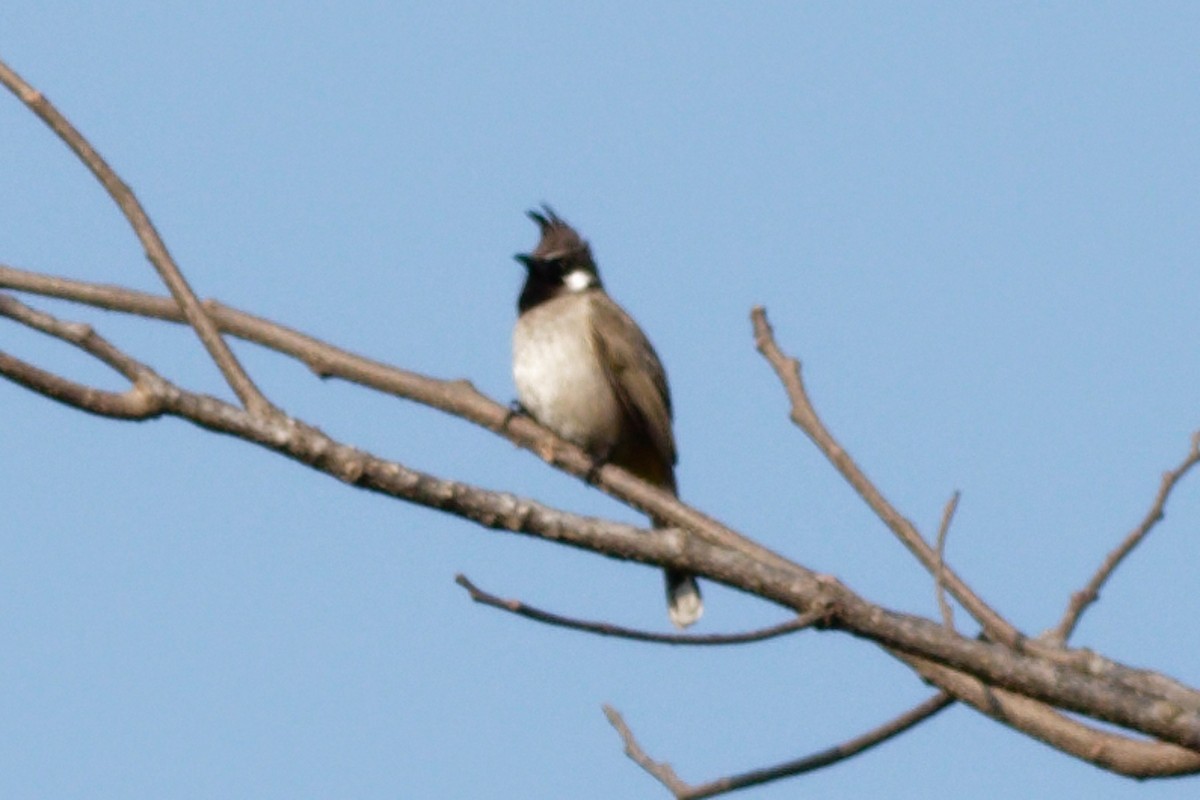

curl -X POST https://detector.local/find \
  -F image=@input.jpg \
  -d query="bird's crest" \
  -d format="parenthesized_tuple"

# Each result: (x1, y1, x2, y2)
(527, 204, 589, 260)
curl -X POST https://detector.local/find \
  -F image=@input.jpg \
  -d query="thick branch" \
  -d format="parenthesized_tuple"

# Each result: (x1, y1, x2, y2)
(0, 263, 803, 581)
(0, 57, 275, 417)
(907, 654, 1200, 777)
(15, 260, 1190, 721)
(9, 264, 1199, 727)
(7, 273, 1200, 761)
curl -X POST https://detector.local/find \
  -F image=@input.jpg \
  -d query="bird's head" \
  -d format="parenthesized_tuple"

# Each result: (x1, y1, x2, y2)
(514, 205, 601, 294)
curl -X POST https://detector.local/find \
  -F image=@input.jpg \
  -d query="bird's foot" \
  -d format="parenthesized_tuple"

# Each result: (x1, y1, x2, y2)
(501, 400, 528, 431)
(584, 445, 615, 485)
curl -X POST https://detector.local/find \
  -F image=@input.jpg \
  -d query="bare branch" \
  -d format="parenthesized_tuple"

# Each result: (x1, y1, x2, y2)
(750, 306, 1020, 648)
(8, 270, 1200, 754)
(0, 263, 806, 585)
(935, 491, 961, 630)
(0, 349, 156, 419)
(13, 263, 1193, 714)
(907, 654, 1200, 777)
(7, 311, 1189, 785)
(1047, 430, 1200, 645)
(0, 57, 275, 417)
(606, 695, 954, 799)
(5, 46, 1200, 790)
(456, 574, 821, 645)
(1, 293, 148, 382)
(0, 293, 160, 418)
(603, 706, 692, 797)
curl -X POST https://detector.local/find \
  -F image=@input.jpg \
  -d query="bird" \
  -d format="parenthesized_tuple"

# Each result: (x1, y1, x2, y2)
(511, 205, 702, 628)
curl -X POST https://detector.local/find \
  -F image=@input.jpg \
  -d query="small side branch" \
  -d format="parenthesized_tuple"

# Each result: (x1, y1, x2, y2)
(935, 491, 961, 630)
(0, 293, 161, 418)
(604, 706, 692, 797)
(456, 575, 820, 645)
(1047, 430, 1200, 645)
(750, 306, 1019, 647)
(605, 694, 953, 799)
(0, 57, 275, 418)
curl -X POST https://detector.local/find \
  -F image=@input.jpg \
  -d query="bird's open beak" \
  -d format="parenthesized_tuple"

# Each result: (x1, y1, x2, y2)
(514, 253, 534, 269)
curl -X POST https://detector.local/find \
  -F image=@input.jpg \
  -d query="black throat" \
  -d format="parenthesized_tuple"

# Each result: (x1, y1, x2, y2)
(518, 274, 569, 314)
(514, 207, 601, 315)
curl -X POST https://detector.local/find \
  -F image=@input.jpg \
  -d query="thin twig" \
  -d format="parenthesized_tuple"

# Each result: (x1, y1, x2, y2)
(0, 293, 161, 418)
(0, 57, 276, 418)
(1047, 431, 1200, 645)
(750, 306, 1021, 648)
(605, 694, 954, 799)
(603, 706, 692, 797)
(935, 491, 961, 630)
(456, 574, 821, 645)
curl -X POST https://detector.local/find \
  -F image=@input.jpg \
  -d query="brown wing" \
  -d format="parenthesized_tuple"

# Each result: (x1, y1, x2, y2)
(588, 292, 677, 489)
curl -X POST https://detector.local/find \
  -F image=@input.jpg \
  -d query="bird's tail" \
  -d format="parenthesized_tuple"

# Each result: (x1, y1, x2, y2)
(639, 462, 701, 627)
(665, 569, 703, 629)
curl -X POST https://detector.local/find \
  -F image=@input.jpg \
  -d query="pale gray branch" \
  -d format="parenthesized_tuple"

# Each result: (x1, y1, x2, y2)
(935, 491, 961, 630)
(1047, 430, 1200, 645)
(0, 57, 275, 418)
(5, 274, 1200, 775)
(4, 57, 1200, 791)
(606, 695, 954, 799)
(750, 306, 1021, 649)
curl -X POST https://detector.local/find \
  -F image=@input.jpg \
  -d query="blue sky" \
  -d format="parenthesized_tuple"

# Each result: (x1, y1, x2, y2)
(2, 3, 1199, 798)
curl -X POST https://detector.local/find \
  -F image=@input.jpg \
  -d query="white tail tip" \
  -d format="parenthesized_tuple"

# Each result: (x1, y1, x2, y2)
(667, 573, 703, 629)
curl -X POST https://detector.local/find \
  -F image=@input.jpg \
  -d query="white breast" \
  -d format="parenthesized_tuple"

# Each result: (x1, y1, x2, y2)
(512, 294, 622, 453)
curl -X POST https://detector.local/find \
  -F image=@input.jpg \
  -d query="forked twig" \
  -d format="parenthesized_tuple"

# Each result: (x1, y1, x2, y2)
(456, 575, 821, 645)
(0, 293, 162, 418)
(605, 694, 954, 799)
(0, 57, 275, 418)
(1047, 430, 1200, 644)
(603, 706, 692, 797)
(750, 306, 1020, 648)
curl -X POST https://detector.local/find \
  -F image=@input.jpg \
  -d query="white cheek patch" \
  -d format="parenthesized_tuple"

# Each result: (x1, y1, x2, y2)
(564, 269, 596, 292)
